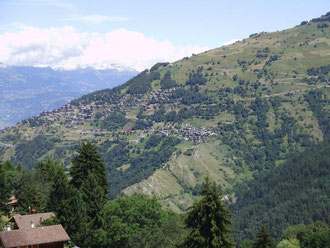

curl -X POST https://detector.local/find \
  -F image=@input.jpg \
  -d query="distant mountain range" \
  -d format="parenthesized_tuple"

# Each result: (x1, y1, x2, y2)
(0, 65, 137, 128)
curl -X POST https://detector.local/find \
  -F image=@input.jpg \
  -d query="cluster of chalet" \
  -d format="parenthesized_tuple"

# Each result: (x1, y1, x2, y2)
(158, 125, 217, 144)
(17, 87, 180, 131)
(147, 88, 177, 102)
(73, 123, 216, 145)
(143, 88, 180, 113)
(143, 124, 217, 144)
(76, 129, 108, 135)
(0, 212, 70, 248)
(36, 104, 94, 126)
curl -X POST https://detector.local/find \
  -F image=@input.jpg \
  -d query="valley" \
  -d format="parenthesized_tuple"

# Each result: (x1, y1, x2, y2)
(0, 10, 329, 247)
(0, 11, 329, 213)
(0, 65, 137, 127)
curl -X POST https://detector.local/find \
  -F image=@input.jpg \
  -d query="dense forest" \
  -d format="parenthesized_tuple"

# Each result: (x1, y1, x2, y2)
(230, 139, 330, 244)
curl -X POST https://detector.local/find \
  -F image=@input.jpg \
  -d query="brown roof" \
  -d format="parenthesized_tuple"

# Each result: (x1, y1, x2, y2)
(0, 225, 70, 248)
(13, 212, 55, 229)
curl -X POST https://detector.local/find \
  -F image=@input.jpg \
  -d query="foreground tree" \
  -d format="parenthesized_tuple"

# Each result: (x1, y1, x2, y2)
(15, 169, 49, 213)
(92, 194, 165, 248)
(0, 161, 10, 213)
(68, 142, 109, 247)
(145, 212, 186, 248)
(47, 164, 71, 221)
(70, 142, 108, 194)
(36, 158, 61, 183)
(80, 172, 107, 228)
(297, 221, 330, 248)
(252, 225, 274, 248)
(63, 188, 90, 248)
(179, 177, 234, 248)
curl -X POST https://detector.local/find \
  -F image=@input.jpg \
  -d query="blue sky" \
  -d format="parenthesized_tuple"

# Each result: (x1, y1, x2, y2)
(0, 0, 329, 70)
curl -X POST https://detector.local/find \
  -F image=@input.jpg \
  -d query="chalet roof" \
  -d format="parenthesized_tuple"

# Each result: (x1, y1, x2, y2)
(0, 225, 70, 248)
(13, 212, 55, 229)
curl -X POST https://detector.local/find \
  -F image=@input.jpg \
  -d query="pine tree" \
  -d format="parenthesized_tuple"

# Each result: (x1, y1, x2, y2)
(36, 158, 61, 182)
(0, 161, 10, 213)
(68, 142, 109, 247)
(63, 188, 90, 248)
(80, 172, 107, 228)
(47, 164, 71, 221)
(3, 161, 22, 190)
(253, 225, 274, 248)
(17, 182, 46, 213)
(70, 142, 108, 194)
(16, 169, 49, 214)
(180, 177, 234, 248)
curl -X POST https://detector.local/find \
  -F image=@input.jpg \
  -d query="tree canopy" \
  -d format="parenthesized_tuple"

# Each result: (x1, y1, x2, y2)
(252, 225, 274, 248)
(70, 142, 108, 194)
(180, 177, 234, 248)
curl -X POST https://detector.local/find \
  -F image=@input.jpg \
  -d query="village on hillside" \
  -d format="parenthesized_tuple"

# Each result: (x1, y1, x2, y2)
(0, 87, 219, 147)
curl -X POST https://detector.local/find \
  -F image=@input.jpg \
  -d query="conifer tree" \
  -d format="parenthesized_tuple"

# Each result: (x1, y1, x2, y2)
(3, 161, 22, 190)
(36, 158, 61, 182)
(180, 177, 234, 248)
(68, 142, 109, 247)
(17, 182, 46, 213)
(252, 225, 274, 248)
(63, 188, 90, 248)
(80, 172, 107, 228)
(0, 161, 10, 213)
(47, 164, 71, 221)
(70, 142, 108, 194)
(16, 168, 49, 213)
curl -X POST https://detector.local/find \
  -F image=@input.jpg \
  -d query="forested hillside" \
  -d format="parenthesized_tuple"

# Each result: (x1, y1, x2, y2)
(230, 138, 330, 243)
(0, 141, 329, 247)
(0, 12, 329, 211)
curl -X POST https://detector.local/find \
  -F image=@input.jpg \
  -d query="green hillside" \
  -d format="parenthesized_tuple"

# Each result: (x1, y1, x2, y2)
(230, 138, 330, 243)
(0, 12, 329, 209)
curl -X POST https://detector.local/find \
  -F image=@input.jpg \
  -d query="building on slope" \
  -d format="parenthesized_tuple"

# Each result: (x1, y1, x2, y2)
(0, 212, 70, 248)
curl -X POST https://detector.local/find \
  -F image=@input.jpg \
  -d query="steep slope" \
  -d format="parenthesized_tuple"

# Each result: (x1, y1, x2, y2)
(0, 65, 137, 127)
(0, 13, 329, 209)
(230, 139, 330, 243)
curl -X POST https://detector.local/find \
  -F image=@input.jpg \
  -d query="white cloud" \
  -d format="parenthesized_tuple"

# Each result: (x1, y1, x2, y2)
(0, 26, 208, 71)
(62, 15, 129, 24)
(222, 38, 240, 46)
